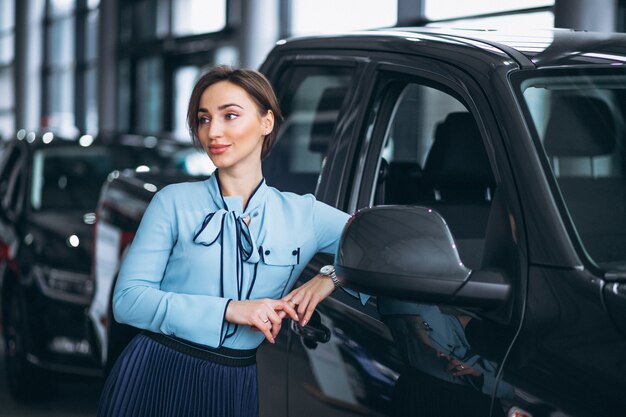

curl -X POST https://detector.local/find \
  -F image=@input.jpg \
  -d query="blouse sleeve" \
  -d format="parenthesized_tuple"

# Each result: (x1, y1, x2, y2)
(311, 197, 370, 305)
(112, 190, 231, 348)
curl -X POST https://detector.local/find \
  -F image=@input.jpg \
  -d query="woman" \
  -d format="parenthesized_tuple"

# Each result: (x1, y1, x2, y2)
(97, 66, 352, 417)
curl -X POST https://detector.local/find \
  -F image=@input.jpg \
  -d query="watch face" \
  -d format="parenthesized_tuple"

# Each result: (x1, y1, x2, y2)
(320, 265, 334, 275)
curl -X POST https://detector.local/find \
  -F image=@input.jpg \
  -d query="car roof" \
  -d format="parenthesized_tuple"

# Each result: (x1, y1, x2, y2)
(274, 27, 626, 70)
(5, 132, 194, 153)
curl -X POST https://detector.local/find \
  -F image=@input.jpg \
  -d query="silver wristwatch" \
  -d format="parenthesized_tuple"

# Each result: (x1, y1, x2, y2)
(320, 265, 340, 289)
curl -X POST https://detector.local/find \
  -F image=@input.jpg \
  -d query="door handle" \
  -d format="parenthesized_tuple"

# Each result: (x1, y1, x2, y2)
(290, 320, 331, 343)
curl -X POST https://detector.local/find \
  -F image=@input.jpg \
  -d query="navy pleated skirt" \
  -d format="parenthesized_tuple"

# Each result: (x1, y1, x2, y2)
(98, 332, 258, 417)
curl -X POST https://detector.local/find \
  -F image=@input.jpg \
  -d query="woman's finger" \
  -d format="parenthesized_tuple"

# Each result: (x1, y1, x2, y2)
(274, 300, 299, 322)
(302, 295, 320, 326)
(253, 316, 275, 343)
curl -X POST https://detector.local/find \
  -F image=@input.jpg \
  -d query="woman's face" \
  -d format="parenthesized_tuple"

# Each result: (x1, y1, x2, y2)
(197, 81, 273, 170)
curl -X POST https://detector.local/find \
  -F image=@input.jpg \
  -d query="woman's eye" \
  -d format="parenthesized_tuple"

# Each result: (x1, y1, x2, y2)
(225, 113, 238, 120)
(199, 116, 210, 125)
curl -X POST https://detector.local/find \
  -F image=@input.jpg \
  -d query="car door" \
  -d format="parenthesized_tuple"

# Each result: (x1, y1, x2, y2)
(257, 56, 370, 417)
(282, 57, 527, 417)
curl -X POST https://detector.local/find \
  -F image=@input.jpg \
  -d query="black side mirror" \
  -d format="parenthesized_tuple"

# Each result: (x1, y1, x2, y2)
(335, 206, 510, 310)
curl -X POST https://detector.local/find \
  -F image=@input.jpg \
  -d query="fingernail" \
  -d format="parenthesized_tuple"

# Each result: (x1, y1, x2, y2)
(295, 314, 300, 321)
(302, 319, 307, 326)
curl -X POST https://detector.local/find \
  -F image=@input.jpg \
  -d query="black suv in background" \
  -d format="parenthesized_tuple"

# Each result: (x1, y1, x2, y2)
(0, 131, 210, 401)
(95, 27, 626, 417)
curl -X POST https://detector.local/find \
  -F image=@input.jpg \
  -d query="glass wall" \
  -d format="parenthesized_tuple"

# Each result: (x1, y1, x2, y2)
(82, 1, 99, 133)
(291, 0, 397, 35)
(425, 0, 553, 20)
(43, 0, 100, 136)
(116, 0, 229, 138)
(0, 0, 15, 139)
(44, 0, 76, 134)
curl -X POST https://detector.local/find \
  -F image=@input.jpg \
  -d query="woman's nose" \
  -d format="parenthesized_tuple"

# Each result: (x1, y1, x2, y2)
(207, 120, 223, 138)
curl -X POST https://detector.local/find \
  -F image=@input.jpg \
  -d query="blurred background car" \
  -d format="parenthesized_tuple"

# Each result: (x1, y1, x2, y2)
(88, 160, 212, 373)
(0, 131, 211, 401)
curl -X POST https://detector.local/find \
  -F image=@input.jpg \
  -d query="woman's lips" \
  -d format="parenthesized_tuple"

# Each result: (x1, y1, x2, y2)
(208, 144, 231, 155)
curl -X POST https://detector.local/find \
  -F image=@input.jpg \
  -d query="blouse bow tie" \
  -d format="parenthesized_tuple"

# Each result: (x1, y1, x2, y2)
(193, 209, 261, 264)
(192, 208, 261, 345)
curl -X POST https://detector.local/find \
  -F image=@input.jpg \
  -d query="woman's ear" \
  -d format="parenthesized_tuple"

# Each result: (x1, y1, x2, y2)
(263, 110, 275, 135)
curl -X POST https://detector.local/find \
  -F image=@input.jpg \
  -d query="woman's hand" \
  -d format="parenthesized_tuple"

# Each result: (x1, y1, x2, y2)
(282, 275, 335, 326)
(225, 299, 299, 343)
(443, 354, 482, 378)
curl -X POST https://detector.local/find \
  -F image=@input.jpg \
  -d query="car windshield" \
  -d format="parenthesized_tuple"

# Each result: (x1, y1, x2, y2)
(517, 70, 626, 269)
(31, 144, 213, 212)
(31, 147, 119, 211)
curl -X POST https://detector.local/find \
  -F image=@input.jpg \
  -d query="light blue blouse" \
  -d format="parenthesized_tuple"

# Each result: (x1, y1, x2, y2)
(113, 172, 364, 350)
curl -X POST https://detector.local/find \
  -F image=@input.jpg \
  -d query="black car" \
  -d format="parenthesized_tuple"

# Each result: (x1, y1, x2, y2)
(254, 28, 626, 417)
(97, 27, 626, 417)
(0, 131, 209, 401)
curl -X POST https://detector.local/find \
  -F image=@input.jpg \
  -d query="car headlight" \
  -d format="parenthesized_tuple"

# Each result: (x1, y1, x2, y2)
(33, 265, 94, 305)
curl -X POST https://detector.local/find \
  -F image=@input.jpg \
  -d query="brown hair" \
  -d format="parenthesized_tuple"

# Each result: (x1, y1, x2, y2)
(186, 65, 283, 160)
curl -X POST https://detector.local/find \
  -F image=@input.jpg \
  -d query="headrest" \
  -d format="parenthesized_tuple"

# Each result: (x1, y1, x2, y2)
(544, 95, 616, 157)
(423, 112, 494, 189)
(309, 86, 348, 153)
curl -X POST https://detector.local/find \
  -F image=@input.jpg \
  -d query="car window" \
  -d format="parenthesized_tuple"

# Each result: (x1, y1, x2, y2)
(519, 73, 626, 268)
(372, 83, 496, 269)
(0, 146, 23, 215)
(264, 66, 355, 195)
(31, 147, 119, 211)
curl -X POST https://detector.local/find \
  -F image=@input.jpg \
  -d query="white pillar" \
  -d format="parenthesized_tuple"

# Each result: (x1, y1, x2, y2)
(15, 0, 44, 131)
(238, 0, 281, 69)
(554, 0, 618, 32)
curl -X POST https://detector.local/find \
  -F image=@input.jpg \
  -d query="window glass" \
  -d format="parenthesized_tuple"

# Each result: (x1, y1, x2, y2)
(291, 0, 396, 36)
(49, 0, 76, 17)
(117, 60, 131, 131)
(372, 83, 495, 269)
(136, 0, 168, 40)
(173, 0, 227, 36)
(47, 16, 75, 67)
(0, 0, 15, 31)
(46, 69, 75, 131)
(136, 57, 163, 133)
(174, 66, 201, 140)
(263, 66, 355, 195)
(0, 33, 14, 65)
(31, 147, 115, 211)
(0, 113, 13, 140)
(519, 73, 626, 267)
(119, 3, 132, 44)
(0, 147, 20, 212)
(425, 0, 552, 20)
(85, 67, 98, 134)
(428, 10, 554, 29)
(0, 67, 14, 109)
(85, 10, 99, 62)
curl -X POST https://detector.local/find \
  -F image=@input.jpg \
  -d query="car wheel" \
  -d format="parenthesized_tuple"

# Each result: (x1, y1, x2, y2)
(4, 289, 53, 402)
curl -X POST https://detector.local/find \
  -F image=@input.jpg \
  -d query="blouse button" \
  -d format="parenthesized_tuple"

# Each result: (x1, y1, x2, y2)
(265, 250, 271, 255)
(253, 212, 259, 217)
(292, 250, 298, 256)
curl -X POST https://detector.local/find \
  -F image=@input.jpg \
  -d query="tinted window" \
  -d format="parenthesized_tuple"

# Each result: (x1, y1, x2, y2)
(264, 66, 355, 194)
(30, 143, 212, 212)
(372, 83, 495, 269)
(519, 73, 626, 267)
(31, 147, 116, 211)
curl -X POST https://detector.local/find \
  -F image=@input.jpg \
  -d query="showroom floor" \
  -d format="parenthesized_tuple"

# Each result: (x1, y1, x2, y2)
(0, 336, 101, 417)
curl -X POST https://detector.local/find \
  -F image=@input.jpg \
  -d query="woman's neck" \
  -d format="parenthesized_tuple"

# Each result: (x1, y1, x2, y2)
(217, 165, 263, 210)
